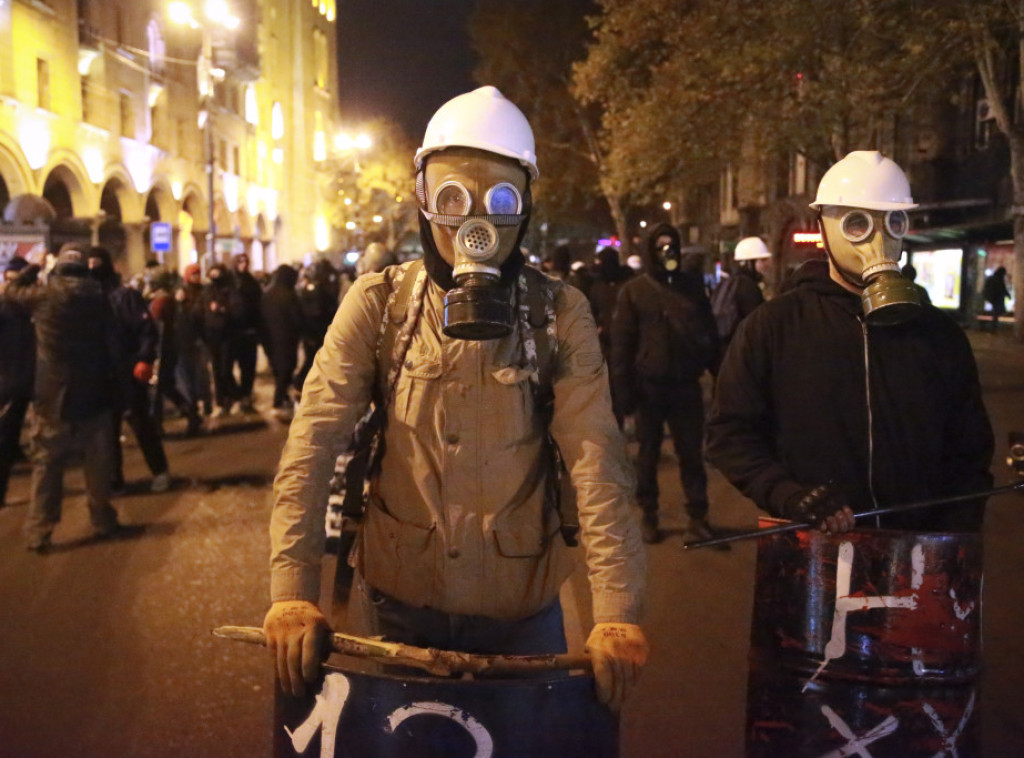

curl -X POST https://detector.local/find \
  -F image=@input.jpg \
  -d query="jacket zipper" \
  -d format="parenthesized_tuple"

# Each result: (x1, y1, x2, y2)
(860, 319, 881, 527)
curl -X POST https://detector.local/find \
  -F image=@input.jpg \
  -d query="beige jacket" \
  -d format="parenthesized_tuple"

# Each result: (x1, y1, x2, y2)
(270, 262, 645, 623)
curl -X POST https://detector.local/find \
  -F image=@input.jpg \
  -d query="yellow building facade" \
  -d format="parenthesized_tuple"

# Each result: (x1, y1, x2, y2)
(0, 0, 339, 274)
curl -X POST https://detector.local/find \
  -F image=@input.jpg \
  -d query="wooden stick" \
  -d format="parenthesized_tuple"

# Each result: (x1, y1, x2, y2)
(213, 625, 592, 676)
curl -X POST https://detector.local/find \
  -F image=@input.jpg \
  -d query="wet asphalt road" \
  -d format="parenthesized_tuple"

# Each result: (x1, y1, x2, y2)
(0, 330, 1022, 757)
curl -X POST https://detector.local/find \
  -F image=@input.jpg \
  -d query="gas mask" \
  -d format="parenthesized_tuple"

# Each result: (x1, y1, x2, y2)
(656, 241, 681, 272)
(418, 147, 530, 340)
(820, 205, 921, 325)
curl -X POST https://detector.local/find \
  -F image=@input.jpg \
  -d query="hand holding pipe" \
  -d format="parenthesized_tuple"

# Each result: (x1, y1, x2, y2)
(213, 625, 592, 676)
(684, 480, 1024, 550)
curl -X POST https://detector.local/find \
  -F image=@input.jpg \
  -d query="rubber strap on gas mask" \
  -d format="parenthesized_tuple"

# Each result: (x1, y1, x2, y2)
(415, 171, 528, 228)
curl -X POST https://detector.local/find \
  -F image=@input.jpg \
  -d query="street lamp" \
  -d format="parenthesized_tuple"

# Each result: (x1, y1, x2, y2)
(169, 1, 239, 271)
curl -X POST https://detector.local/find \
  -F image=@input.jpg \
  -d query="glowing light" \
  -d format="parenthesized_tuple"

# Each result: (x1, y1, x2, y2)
(345, 221, 356, 230)
(314, 130, 326, 162)
(639, 220, 648, 228)
(83, 147, 105, 184)
(223, 173, 239, 213)
(18, 116, 50, 170)
(326, 0, 335, 21)
(315, 215, 329, 250)
(265, 189, 278, 220)
(372, 215, 383, 223)
(205, 0, 230, 25)
(169, 2, 196, 27)
(793, 231, 823, 247)
(171, 180, 183, 200)
(343, 197, 352, 206)
(272, 147, 283, 165)
(247, 185, 262, 216)
(334, 133, 352, 151)
(271, 102, 284, 140)
(244, 84, 258, 125)
(148, 83, 164, 108)
(354, 133, 372, 150)
(123, 139, 155, 192)
(662, 201, 672, 211)
(78, 48, 100, 76)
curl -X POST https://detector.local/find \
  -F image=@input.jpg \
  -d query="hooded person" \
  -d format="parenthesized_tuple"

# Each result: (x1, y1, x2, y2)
(0, 256, 36, 506)
(86, 246, 171, 494)
(610, 223, 721, 545)
(260, 264, 303, 414)
(706, 150, 993, 536)
(264, 85, 649, 713)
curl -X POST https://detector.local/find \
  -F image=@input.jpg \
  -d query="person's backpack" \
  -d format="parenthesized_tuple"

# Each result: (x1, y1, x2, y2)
(710, 275, 741, 340)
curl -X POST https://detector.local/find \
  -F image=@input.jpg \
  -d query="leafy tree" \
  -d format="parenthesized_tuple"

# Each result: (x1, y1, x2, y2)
(325, 118, 418, 250)
(468, 0, 618, 253)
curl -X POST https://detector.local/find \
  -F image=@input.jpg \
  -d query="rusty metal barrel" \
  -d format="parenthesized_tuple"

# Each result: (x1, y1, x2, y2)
(746, 519, 983, 756)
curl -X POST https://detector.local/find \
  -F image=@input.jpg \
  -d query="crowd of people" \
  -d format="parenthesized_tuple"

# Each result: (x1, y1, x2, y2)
(0, 242, 371, 550)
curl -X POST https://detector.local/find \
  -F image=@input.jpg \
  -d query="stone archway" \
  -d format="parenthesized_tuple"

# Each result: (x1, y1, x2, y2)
(42, 166, 92, 253)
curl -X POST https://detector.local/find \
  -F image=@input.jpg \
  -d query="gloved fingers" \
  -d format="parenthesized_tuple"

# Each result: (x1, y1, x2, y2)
(591, 651, 616, 709)
(286, 635, 306, 697)
(822, 505, 855, 534)
(301, 625, 327, 685)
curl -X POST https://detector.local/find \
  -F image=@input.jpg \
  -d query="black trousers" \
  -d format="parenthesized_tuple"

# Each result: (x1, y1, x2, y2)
(0, 393, 30, 504)
(113, 379, 168, 481)
(208, 340, 240, 408)
(634, 379, 708, 520)
(231, 330, 259, 398)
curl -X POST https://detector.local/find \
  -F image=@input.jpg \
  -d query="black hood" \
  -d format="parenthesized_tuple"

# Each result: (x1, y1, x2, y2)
(781, 259, 862, 316)
(270, 264, 299, 289)
(86, 247, 119, 290)
(593, 246, 625, 283)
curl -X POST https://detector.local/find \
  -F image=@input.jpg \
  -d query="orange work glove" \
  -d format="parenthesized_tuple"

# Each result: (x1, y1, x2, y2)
(263, 600, 331, 697)
(585, 622, 650, 712)
(132, 362, 154, 383)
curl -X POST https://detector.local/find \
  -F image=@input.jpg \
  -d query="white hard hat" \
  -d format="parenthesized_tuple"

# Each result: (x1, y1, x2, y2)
(414, 86, 539, 179)
(734, 236, 771, 261)
(810, 150, 917, 211)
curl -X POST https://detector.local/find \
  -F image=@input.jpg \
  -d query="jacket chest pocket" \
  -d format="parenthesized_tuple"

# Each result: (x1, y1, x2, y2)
(483, 366, 536, 448)
(393, 354, 442, 429)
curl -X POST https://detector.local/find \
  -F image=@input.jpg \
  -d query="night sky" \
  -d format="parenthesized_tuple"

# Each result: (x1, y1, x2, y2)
(336, 0, 478, 139)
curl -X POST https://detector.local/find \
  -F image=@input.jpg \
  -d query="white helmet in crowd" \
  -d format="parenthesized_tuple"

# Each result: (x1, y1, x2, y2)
(414, 86, 539, 179)
(734, 236, 771, 261)
(809, 150, 917, 211)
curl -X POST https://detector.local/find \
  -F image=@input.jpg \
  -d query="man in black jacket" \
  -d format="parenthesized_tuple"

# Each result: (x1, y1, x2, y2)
(229, 252, 263, 412)
(706, 151, 993, 534)
(611, 223, 721, 544)
(87, 247, 171, 494)
(3, 248, 123, 551)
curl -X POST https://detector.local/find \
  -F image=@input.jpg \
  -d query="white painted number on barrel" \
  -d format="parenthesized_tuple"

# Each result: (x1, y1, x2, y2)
(287, 673, 495, 757)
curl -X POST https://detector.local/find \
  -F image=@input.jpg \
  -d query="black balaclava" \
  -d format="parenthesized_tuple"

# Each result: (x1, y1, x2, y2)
(87, 246, 119, 291)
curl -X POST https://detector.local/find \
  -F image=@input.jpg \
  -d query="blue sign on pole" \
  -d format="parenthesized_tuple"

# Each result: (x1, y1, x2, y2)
(151, 221, 172, 253)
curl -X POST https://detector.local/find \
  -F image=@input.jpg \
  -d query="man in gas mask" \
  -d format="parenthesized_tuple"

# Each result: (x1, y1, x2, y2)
(263, 86, 648, 712)
(611, 224, 721, 545)
(707, 151, 993, 535)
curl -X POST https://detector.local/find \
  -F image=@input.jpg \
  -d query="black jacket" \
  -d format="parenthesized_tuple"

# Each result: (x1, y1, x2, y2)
(706, 260, 994, 532)
(610, 225, 718, 412)
(0, 289, 35, 399)
(4, 265, 120, 422)
(261, 266, 303, 374)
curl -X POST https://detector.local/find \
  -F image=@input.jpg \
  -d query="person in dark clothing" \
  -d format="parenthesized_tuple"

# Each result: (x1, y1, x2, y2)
(583, 247, 629, 422)
(610, 223, 721, 544)
(0, 256, 35, 506)
(87, 247, 171, 494)
(2, 248, 123, 551)
(261, 264, 303, 417)
(712, 236, 772, 353)
(900, 262, 932, 306)
(230, 253, 263, 412)
(706, 151, 993, 535)
(149, 274, 202, 436)
(981, 266, 1010, 332)
(295, 258, 340, 393)
(174, 264, 213, 418)
(203, 264, 243, 416)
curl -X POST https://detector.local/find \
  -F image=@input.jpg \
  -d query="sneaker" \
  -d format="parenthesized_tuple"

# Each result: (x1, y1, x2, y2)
(151, 472, 171, 493)
(641, 515, 661, 545)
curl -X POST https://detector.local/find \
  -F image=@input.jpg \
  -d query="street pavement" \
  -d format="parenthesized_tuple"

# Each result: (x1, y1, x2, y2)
(0, 329, 1022, 757)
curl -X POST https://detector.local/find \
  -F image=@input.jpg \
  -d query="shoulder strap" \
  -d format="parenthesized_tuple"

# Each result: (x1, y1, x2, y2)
(375, 258, 424, 404)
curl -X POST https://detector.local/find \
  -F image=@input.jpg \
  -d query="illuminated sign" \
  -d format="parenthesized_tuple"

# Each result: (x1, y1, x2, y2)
(793, 231, 823, 246)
